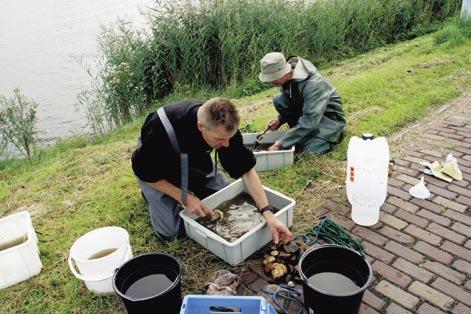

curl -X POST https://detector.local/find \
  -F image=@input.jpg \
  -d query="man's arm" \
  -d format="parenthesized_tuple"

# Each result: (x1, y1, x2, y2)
(242, 168, 292, 244)
(241, 168, 269, 209)
(149, 179, 212, 217)
(279, 78, 332, 149)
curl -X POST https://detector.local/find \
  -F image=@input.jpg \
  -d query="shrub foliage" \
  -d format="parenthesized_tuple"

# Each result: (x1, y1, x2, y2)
(0, 88, 39, 159)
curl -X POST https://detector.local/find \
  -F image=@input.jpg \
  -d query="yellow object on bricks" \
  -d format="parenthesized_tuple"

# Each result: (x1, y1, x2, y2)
(421, 161, 453, 183)
(420, 153, 462, 183)
(440, 153, 463, 181)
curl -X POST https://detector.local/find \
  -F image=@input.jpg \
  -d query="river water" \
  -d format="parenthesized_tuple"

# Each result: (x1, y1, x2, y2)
(0, 0, 154, 144)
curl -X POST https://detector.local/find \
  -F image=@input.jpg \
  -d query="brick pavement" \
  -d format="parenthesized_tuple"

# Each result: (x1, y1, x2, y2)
(239, 110, 470, 313)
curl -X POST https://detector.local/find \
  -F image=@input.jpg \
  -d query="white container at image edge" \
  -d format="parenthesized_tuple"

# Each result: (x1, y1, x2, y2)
(242, 131, 295, 172)
(68, 226, 133, 294)
(179, 179, 295, 265)
(346, 134, 389, 226)
(0, 211, 42, 289)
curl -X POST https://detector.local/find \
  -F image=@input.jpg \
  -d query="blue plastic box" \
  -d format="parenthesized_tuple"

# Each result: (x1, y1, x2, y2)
(180, 295, 276, 314)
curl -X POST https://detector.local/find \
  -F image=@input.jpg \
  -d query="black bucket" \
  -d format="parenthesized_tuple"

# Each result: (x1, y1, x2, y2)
(298, 244, 373, 314)
(113, 253, 182, 314)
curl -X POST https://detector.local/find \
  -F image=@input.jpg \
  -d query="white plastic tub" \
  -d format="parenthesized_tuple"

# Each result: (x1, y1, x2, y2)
(179, 179, 295, 265)
(242, 131, 295, 172)
(0, 211, 42, 289)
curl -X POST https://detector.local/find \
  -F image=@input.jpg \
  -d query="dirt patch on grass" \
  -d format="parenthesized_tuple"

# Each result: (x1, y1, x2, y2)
(347, 105, 385, 122)
(388, 92, 470, 157)
(237, 98, 272, 115)
(418, 57, 452, 69)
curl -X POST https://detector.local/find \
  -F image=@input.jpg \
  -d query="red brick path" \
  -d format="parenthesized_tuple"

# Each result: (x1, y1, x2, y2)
(239, 114, 471, 313)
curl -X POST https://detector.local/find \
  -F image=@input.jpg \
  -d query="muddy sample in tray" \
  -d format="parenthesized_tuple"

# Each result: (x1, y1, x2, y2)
(245, 144, 273, 152)
(197, 193, 267, 242)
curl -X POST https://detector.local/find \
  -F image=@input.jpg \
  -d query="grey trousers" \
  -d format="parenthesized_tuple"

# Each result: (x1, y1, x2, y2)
(137, 172, 229, 240)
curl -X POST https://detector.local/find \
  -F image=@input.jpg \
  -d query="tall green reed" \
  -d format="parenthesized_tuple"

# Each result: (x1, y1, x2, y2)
(81, 0, 462, 133)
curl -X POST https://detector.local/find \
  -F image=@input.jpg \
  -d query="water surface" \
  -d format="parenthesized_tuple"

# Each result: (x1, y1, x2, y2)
(0, 0, 153, 143)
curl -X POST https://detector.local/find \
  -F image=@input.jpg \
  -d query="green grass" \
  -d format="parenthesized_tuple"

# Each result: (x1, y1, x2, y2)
(336, 37, 467, 136)
(0, 30, 470, 313)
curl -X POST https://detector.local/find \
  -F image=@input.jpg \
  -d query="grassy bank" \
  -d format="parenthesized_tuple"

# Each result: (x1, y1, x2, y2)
(0, 28, 470, 313)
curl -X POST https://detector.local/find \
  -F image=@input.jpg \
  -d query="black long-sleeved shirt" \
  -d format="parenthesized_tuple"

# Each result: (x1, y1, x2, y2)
(131, 100, 256, 197)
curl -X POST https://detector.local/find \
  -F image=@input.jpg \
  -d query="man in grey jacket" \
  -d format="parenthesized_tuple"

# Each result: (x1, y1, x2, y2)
(259, 52, 346, 154)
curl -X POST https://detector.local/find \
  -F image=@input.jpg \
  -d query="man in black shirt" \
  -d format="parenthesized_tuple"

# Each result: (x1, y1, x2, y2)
(132, 98, 292, 244)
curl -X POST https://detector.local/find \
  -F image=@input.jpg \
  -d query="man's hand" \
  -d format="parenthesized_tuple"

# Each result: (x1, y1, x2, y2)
(241, 169, 292, 244)
(266, 118, 280, 131)
(184, 194, 213, 217)
(268, 140, 283, 151)
(264, 213, 292, 245)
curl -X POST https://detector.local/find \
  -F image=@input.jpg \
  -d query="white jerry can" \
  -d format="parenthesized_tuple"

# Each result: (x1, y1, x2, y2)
(346, 134, 389, 226)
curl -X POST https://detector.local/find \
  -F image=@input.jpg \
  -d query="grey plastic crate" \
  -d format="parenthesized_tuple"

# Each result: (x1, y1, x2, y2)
(242, 131, 295, 172)
(179, 179, 295, 265)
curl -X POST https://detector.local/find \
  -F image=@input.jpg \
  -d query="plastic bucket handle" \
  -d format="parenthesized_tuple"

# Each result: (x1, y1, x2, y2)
(68, 243, 131, 282)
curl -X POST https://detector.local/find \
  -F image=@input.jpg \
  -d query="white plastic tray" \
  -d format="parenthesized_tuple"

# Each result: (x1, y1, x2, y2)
(0, 211, 42, 289)
(242, 131, 295, 171)
(179, 179, 295, 265)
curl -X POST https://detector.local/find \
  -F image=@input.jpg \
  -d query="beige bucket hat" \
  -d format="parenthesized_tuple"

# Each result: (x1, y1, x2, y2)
(258, 52, 291, 82)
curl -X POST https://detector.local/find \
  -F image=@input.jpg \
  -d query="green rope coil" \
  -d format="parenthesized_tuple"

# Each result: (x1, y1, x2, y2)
(296, 216, 365, 254)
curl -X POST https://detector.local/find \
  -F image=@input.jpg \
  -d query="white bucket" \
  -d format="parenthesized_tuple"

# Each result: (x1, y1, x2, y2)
(68, 226, 133, 294)
(0, 211, 42, 289)
(346, 134, 389, 226)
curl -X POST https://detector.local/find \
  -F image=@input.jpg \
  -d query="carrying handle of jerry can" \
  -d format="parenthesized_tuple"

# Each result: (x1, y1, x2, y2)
(68, 244, 131, 282)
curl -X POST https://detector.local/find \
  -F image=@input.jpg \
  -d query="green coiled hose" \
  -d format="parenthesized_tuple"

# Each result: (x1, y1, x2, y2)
(295, 216, 365, 254)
